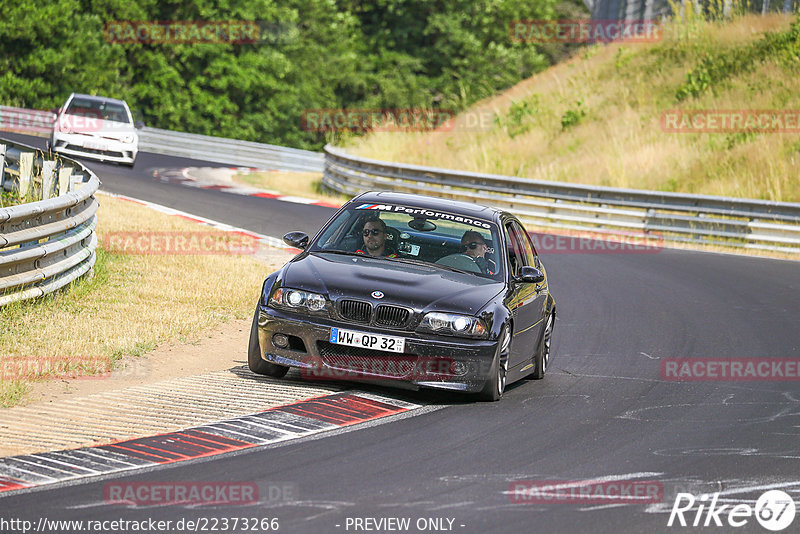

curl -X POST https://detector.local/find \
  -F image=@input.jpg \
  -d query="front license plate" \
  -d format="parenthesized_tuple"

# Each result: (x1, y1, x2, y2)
(330, 328, 406, 353)
(83, 140, 108, 151)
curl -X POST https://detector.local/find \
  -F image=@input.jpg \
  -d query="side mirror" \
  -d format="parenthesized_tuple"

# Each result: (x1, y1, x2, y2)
(517, 266, 544, 284)
(283, 231, 309, 250)
(134, 121, 145, 129)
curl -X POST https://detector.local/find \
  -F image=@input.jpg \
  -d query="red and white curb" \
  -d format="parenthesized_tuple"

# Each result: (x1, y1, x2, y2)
(152, 167, 343, 209)
(0, 392, 422, 495)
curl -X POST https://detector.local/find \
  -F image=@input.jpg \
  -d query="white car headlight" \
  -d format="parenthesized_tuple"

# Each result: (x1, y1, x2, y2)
(269, 287, 327, 313)
(418, 312, 487, 338)
(121, 135, 134, 144)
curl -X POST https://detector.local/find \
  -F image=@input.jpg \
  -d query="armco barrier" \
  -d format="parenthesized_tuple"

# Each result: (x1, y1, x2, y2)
(0, 106, 324, 173)
(322, 144, 800, 254)
(138, 126, 324, 173)
(0, 139, 99, 306)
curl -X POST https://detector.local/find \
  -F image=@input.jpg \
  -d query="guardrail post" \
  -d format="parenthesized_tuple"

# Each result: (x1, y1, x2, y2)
(0, 144, 6, 191)
(18, 151, 33, 198)
(58, 165, 73, 195)
(41, 160, 56, 200)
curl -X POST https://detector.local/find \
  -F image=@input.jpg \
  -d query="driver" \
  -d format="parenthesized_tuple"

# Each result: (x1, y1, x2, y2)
(356, 215, 398, 258)
(461, 230, 494, 274)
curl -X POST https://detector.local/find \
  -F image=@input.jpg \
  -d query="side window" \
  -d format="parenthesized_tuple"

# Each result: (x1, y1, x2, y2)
(504, 223, 524, 277)
(510, 221, 536, 267)
(522, 226, 538, 259)
(316, 210, 356, 249)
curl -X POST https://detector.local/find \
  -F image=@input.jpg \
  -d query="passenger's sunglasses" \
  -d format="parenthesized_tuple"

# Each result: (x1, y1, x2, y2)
(363, 228, 384, 236)
(467, 241, 486, 249)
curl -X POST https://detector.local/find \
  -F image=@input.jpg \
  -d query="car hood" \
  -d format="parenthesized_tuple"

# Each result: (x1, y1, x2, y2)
(59, 114, 136, 138)
(281, 252, 503, 314)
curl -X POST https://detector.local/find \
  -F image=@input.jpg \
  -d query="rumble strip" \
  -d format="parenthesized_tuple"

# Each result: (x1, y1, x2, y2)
(0, 392, 421, 495)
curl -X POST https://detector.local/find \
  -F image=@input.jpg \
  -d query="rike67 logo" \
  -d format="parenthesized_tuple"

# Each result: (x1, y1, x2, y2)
(668, 490, 796, 531)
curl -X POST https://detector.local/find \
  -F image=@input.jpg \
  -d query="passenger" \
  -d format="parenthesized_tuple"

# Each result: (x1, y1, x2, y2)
(356, 215, 398, 258)
(461, 230, 494, 274)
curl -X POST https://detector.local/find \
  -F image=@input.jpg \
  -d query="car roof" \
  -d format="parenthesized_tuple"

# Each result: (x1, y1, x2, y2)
(67, 93, 130, 107)
(350, 191, 504, 221)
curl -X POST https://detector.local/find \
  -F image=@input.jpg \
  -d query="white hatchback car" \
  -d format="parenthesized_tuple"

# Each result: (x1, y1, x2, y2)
(50, 93, 139, 167)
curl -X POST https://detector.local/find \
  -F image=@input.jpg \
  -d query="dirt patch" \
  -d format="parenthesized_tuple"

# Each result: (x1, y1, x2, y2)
(21, 317, 253, 407)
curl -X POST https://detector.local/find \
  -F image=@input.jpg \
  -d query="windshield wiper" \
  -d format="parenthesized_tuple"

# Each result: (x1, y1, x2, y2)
(312, 249, 362, 257)
(313, 249, 394, 260)
(393, 257, 469, 274)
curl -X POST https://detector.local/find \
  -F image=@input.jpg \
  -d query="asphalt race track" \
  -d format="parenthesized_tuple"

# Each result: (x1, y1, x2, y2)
(0, 132, 334, 236)
(2, 134, 799, 533)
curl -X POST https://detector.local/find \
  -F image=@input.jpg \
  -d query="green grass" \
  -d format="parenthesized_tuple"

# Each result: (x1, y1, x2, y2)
(0, 195, 277, 407)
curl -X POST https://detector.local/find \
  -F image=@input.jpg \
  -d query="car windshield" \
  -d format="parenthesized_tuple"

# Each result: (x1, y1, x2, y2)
(66, 97, 130, 124)
(310, 204, 504, 280)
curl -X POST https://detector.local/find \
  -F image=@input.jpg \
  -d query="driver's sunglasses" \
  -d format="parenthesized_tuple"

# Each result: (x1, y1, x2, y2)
(467, 241, 486, 249)
(363, 228, 384, 237)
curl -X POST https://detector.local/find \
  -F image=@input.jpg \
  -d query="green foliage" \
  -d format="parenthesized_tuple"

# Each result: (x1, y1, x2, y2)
(0, 0, 571, 150)
(676, 18, 800, 100)
(614, 47, 633, 71)
(725, 132, 758, 149)
(0, 190, 19, 208)
(496, 95, 541, 138)
(560, 98, 586, 130)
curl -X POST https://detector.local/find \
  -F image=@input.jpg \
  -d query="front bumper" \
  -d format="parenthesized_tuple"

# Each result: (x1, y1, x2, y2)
(52, 132, 137, 164)
(257, 305, 498, 393)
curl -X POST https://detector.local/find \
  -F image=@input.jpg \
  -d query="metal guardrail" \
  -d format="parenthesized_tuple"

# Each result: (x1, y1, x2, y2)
(322, 145, 800, 253)
(0, 106, 324, 173)
(0, 139, 99, 306)
(138, 127, 324, 173)
(0, 106, 56, 136)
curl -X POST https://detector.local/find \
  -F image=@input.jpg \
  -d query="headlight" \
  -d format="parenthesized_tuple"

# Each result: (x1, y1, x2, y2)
(269, 287, 327, 313)
(418, 312, 488, 338)
(121, 135, 134, 143)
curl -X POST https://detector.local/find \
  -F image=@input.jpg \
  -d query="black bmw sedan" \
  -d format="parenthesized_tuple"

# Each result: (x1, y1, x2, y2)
(248, 191, 555, 401)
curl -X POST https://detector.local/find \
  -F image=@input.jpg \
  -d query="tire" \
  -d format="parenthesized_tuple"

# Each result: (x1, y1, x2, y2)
(248, 305, 289, 378)
(477, 325, 511, 402)
(531, 311, 554, 380)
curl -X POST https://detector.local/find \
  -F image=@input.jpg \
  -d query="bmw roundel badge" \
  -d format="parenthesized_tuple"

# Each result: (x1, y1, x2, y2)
(371, 291, 384, 299)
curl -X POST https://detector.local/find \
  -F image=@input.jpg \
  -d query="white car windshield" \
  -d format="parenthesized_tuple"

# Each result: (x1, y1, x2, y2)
(66, 98, 130, 124)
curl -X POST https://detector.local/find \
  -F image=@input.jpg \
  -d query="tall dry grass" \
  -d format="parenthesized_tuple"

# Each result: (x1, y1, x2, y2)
(347, 14, 800, 202)
(0, 194, 285, 407)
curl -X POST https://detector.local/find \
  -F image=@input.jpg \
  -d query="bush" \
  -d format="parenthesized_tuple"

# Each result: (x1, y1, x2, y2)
(560, 98, 586, 130)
